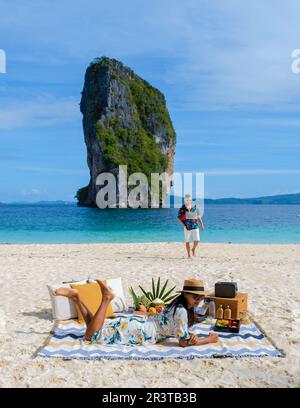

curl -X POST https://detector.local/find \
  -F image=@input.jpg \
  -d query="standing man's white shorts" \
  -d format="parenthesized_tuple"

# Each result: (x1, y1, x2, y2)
(184, 227, 200, 243)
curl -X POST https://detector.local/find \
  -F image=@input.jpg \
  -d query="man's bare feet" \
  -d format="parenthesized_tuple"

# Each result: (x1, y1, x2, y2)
(96, 280, 115, 301)
(53, 287, 79, 298)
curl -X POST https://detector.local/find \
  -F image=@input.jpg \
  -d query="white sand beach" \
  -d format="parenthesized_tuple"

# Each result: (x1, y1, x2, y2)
(0, 242, 299, 388)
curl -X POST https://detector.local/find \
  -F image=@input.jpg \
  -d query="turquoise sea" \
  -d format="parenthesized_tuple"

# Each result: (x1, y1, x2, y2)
(0, 203, 299, 244)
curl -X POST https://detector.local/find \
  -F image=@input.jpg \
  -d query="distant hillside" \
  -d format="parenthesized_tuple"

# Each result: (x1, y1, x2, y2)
(0, 200, 75, 206)
(1, 193, 300, 205)
(204, 193, 300, 205)
(34, 200, 75, 206)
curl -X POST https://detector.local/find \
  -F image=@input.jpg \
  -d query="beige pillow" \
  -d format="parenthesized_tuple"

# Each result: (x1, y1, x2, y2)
(47, 280, 87, 320)
(48, 277, 128, 320)
(107, 277, 128, 312)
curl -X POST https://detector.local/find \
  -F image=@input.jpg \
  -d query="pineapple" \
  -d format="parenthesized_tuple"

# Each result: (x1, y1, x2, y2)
(141, 295, 150, 307)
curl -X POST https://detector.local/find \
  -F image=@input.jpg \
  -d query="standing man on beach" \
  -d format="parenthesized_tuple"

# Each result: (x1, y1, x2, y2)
(178, 194, 204, 258)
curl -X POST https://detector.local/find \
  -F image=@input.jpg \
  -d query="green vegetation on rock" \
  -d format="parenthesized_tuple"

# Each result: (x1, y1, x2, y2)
(75, 186, 89, 204)
(95, 118, 168, 177)
(128, 76, 175, 146)
(93, 57, 174, 180)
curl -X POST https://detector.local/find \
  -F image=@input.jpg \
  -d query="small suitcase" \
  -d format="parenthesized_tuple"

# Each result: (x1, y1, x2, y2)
(215, 282, 238, 298)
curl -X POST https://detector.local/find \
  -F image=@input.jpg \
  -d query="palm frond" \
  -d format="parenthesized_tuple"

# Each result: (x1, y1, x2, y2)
(161, 285, 177, 301)
(159, 279, 169, 298)
(147, 291, 153, 301)
(152, 278, 155, 299)
(139, 285, 151, 300)
(137, 279, 177, 306)
(163, 294, 179, 303)
(129, 287, 141, 309)
(155, 277, 160, 298)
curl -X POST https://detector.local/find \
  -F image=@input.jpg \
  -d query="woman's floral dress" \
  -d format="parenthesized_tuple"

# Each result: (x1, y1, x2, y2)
(90, 304, 190, 346)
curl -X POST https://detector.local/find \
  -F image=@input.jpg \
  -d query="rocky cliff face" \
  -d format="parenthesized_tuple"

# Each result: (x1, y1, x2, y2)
(77, 57, 176, 207)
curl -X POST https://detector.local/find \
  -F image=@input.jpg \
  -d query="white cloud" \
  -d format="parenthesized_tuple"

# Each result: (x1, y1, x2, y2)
(239, 118, 300, 127)
(0, 95, 80, 130)
(0, 163, 86, 175)
(20, 188, 47, 197)
(2, 0, 300, 113)
(205, 169, 300, 176)
(0, 49, 6, 73)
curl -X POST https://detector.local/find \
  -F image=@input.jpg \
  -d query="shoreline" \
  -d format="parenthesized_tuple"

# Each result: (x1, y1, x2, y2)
(1, 242, 300, 246)
(1, 242, 299, 387)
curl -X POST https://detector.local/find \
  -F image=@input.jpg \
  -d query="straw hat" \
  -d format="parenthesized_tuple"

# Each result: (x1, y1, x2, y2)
(177, 279, 210, 295)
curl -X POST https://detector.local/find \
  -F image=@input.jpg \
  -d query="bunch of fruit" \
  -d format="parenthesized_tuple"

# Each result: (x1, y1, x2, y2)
(138, 296, 165, 315)
(129, 278, 177, 315)
(216, 319, 239, 329)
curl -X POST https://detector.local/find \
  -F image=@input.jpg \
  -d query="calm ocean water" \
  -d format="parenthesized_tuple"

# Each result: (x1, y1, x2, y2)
(0, 204, 299, 244)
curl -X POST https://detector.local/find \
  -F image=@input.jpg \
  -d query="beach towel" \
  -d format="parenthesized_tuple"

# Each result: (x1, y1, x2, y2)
(38, 315, 283, 361)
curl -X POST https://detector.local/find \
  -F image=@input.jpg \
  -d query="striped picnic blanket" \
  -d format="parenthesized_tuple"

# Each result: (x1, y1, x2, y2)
(38, 316, 283, 361)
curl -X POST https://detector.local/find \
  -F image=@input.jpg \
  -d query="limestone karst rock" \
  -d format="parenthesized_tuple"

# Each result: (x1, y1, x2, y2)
(77, 57, 176, 207)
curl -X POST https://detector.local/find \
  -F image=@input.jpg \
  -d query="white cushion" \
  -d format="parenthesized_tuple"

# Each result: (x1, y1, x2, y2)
(106, 277, 128, 312)
(47, 277, 128, 320)
(47, 280, 87, 320)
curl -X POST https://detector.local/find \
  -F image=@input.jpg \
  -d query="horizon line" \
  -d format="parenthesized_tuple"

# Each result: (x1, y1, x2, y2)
(1, 191, 299, 205)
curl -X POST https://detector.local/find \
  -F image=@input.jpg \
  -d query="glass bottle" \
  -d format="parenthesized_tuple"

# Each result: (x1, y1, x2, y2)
(224, 305, 232, 319)
(208, 299, 216, 319)
(201, 299, 210, 316)
(216, 304, 224, 319)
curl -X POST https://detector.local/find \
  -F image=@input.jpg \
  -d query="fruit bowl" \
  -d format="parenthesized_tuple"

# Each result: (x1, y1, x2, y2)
(134, 305, 165, 315)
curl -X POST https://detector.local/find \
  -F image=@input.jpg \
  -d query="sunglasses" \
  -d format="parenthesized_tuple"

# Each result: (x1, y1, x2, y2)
(191, 294, 204, 301)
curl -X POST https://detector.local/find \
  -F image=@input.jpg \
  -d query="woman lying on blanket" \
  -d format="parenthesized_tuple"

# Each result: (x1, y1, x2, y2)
(53, 278, 219, 347)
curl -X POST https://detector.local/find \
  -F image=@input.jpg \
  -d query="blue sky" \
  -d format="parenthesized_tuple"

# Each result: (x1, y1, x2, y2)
(1, 0, 300, 202)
